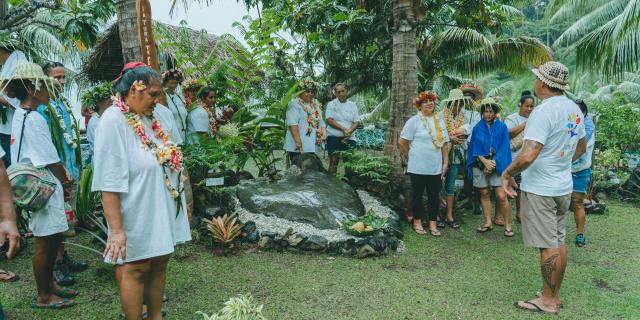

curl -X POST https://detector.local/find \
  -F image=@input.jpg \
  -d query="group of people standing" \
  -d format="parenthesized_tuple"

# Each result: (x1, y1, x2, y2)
(399, 61, 595, 314)
(0, 54, 598, 318)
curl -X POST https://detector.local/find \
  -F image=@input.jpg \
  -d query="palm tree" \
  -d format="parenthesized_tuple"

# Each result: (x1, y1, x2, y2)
(550, 0, 640, 79)
(116, 0, 142, 62)
(382, 0, 420, 164)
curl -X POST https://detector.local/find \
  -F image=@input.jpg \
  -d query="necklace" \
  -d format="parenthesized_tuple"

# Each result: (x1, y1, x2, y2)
(49, 99, 79, 149)
(299, 98, 322, 145)
(444, 108, 465, 135)
(420, 113, 445, 149)
(113, 97, 185, 213)
(204, 105, 218, 135)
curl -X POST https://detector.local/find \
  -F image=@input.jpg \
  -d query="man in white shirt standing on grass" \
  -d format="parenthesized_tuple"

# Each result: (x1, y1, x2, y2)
(501, 61, 587, 315)
(325, 83, 359, 175)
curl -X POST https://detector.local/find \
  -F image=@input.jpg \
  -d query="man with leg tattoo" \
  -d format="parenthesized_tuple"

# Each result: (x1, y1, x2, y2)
(501, 61, 587, 315)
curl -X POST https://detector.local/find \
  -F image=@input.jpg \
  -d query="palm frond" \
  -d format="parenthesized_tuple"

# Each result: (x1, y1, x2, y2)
(499, 5, 524, 19)
(553, 0, 627, 47)
(429, 27, 493, 56)
(444, 36, 552, 77)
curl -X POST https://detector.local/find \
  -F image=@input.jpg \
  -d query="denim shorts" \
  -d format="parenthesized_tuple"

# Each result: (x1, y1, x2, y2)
(572, 168, 592, 194)
(443, 163, 460, 195)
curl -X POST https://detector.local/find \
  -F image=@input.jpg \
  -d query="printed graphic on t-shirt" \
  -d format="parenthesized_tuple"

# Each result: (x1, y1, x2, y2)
(567, 112, 581, 138)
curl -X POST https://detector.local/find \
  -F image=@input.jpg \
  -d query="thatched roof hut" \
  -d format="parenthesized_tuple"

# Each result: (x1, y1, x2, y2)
(81, 22, 221, 82)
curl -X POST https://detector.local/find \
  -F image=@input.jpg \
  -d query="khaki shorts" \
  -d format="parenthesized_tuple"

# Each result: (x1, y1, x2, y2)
(472, 167, 502, 188)
(521, 191, 571, 248)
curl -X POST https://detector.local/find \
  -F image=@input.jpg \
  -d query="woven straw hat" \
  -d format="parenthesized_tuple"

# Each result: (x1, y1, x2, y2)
(479, 97, 502, 113)
(0, 62, 58, 97)
(460, 83, 484, 101)
(532, 61, 570, 90)
(441, 89, 473, 109)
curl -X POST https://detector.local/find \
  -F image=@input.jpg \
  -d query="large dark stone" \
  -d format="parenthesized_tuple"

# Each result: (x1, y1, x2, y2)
(237, 171, 365, 229)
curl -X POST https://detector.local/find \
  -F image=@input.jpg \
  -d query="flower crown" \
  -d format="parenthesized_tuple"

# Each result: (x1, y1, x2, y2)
(81, 82, 114, 109)
(299, 79, 319, 92)
(162, 69, 183, 82)
(181, 79, 204, 92)
(413, 91, 438, 107)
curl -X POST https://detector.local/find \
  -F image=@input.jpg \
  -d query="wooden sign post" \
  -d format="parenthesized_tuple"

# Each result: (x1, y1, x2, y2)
(136, 0, 159, 70)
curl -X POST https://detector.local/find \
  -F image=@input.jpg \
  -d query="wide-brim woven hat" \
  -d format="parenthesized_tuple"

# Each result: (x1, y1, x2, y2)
(441, 88, 474, 109)
(460, 83, 484, 101)
(532, 61, 570, 90)
(0, 62, 58, 98)
(478, 97, 502, 113)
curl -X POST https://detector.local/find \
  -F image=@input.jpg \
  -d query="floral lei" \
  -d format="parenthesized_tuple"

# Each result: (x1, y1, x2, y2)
(299, 98, 322, 145)
(420, 113, 446, 149)
(205, 106, 218, 135)
(443, 107, 465, 135)
(50, 99, 79, 149)
(113, 93, 186, 214)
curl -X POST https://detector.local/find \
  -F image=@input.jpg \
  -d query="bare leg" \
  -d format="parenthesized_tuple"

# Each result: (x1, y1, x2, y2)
(495, 187, 511, 231)
(328, 155, 339, 175)
(571, 192, 586, 234)
(34, 234, 72, 306)
(144, 255, 171, 320)
(515, 192, 521, 222)
(539, 247, 563, 307)
(117, 261, 151, 320)
(479, 188, 492, 227)
(446, 195, 455, 221)
(493, 189, 504, 224)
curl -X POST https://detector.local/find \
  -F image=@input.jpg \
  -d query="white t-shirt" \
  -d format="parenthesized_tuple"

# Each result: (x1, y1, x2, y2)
(0, 51, 28, 135)
(400, 113, 450, 175)
(325, 99, 359, 140)
(186, 105, 222, 144)
(521, 96, 586, 196)
(165, 92, 188, 143)
(284, 99, 325, 153)
(91, 107, 191, 263)
(86, 114, 100, 156)
(154, 104, 183, 146)
(11, 107, 67, 237)
(504, 112, 528, 159)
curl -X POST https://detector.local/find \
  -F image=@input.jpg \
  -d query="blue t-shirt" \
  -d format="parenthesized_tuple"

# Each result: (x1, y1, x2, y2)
(37, 98, 79, 180)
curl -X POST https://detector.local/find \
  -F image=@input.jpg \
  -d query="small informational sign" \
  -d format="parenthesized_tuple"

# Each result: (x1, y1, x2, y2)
(136, 0, 159, 70)
(206, 177, 225, 187)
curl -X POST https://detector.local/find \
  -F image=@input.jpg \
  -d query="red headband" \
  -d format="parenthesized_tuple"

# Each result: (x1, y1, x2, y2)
(113, 62, 148, 83)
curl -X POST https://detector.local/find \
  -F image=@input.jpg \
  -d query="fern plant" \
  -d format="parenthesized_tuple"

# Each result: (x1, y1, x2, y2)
(195, 294, 266, 320)
(203, 214, 243, 246)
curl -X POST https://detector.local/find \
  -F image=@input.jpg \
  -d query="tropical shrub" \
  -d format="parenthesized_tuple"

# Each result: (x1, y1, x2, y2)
(203, 214, 243, 246)
(195, 294, 266, 320)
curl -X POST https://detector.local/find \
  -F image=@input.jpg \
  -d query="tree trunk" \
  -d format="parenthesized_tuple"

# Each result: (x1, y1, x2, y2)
(116, 0, 142, 63)
(383, 0, 418, 165)
(0, 0, 8, 20)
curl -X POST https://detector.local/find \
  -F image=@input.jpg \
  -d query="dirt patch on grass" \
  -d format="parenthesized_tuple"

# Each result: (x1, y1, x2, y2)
(383, 263, 417, 272)
(592, 278, 626, 293)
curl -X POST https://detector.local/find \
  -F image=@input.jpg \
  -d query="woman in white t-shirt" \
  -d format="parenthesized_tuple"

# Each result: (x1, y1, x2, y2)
(91, 63, 190, 319)
(162, 70, 188, 143)
(2, 62, 75, 309)
(399, 91, 450, 236)
(504, 91, 535, 223)
(186, 86, 219, 144)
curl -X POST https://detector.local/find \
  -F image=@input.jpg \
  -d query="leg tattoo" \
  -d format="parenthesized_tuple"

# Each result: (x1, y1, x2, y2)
(541, 254, 559, 293)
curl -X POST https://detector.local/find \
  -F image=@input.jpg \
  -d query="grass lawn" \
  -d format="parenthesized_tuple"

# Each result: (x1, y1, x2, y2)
(1, 200, 639, 320)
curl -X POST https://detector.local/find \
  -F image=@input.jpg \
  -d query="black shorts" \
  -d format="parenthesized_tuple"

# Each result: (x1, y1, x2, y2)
(326, 136, 355, 155)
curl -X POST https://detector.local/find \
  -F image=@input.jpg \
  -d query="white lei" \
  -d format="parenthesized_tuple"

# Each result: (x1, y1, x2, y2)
(419, 114, 445, 149)
(51, 100, 78, 149)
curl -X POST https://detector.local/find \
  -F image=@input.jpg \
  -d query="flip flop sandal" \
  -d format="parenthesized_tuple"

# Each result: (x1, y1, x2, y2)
(536, 291, 564, 308)
(446, 220, 461, 229)
(476, 225, 493, 233)
(55, 287, 79, 298)
(412, 226, 427, 235)
(492, 219, 505, 227)
(0, 270, 19, 282)
(429, 229, 441, 237)
(31, 298, 76, 309)
(504, 229, 515, 237)
(513, 300, 557, 315)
